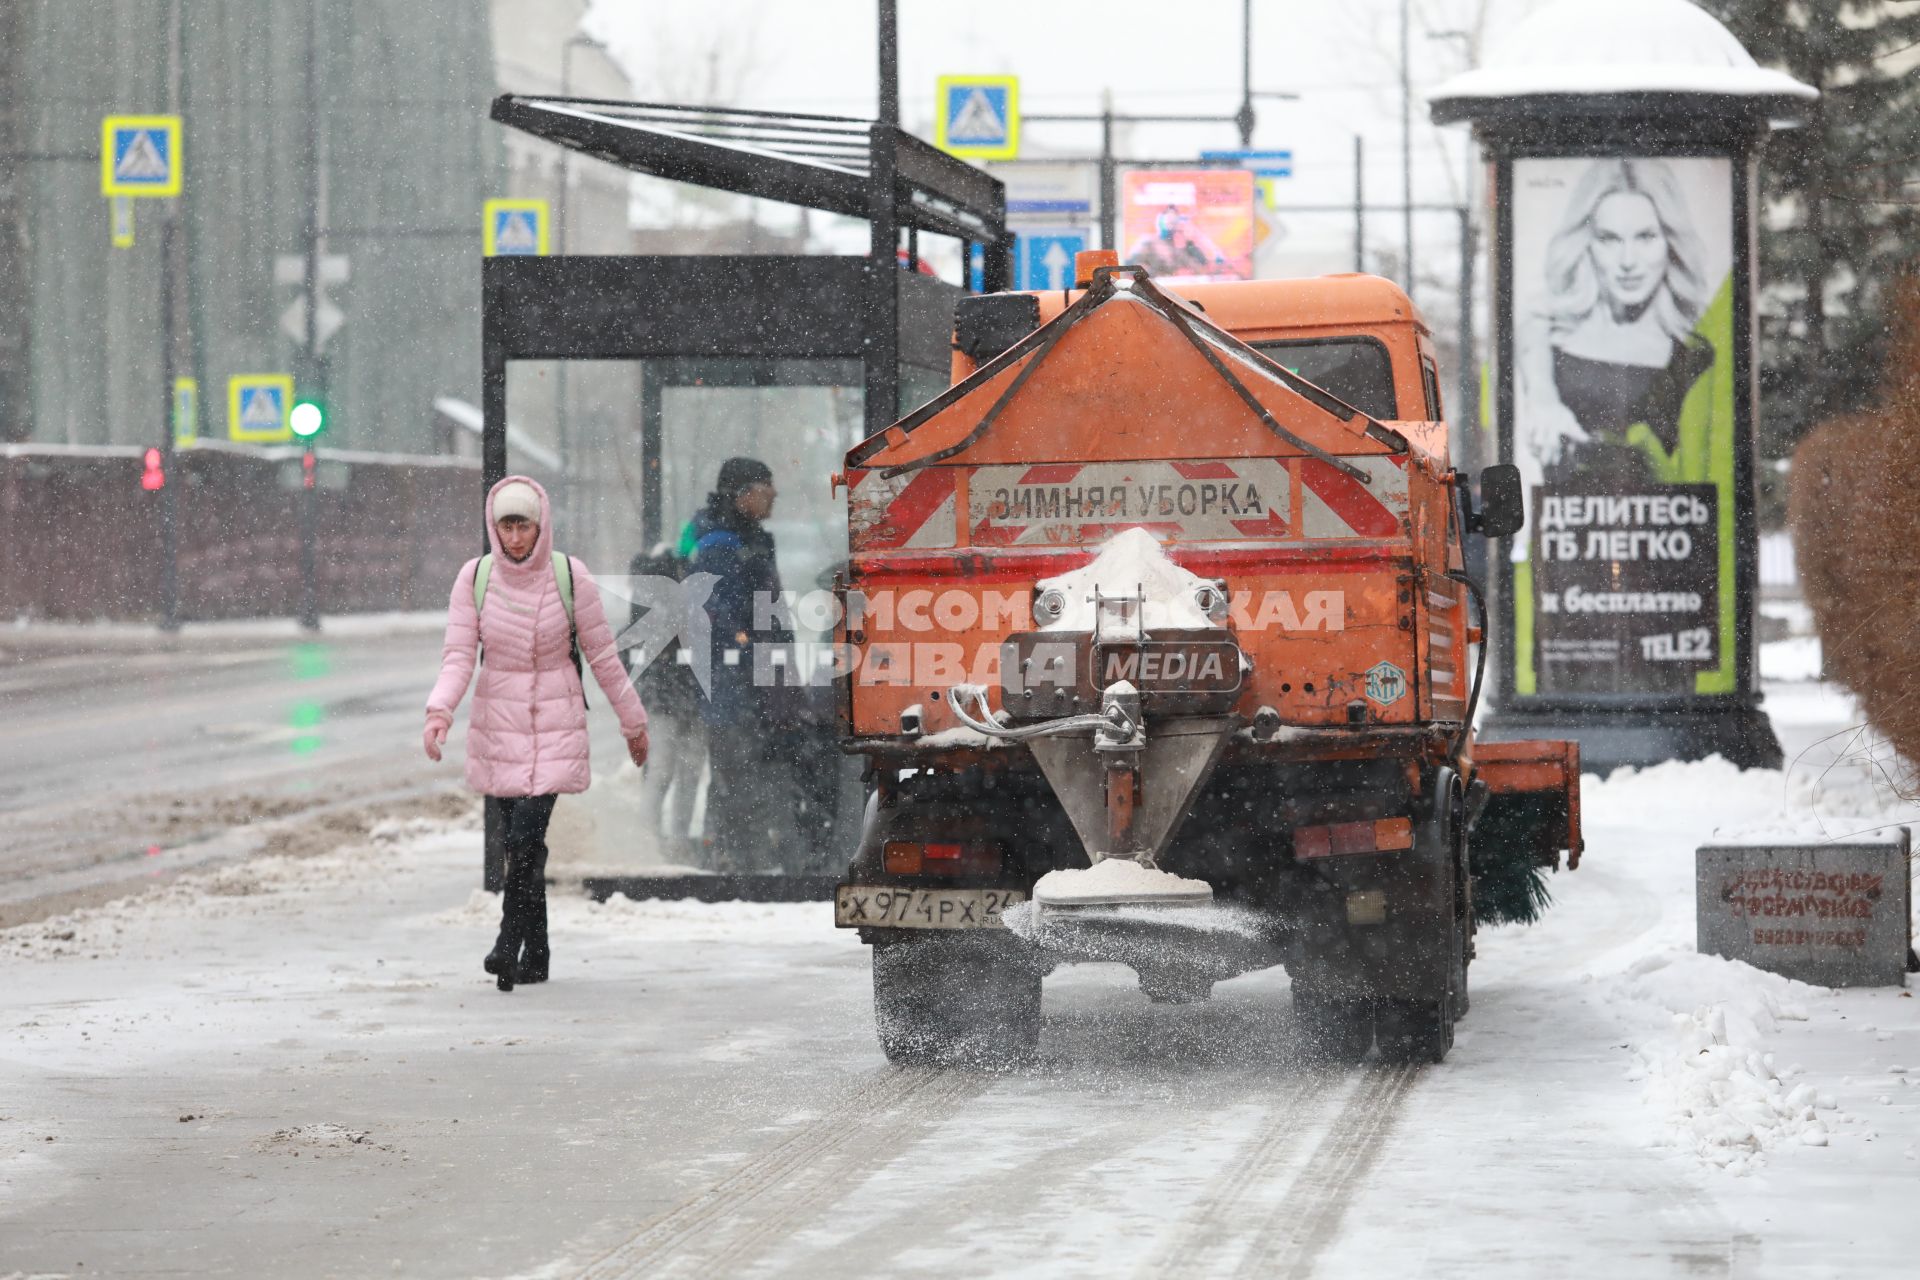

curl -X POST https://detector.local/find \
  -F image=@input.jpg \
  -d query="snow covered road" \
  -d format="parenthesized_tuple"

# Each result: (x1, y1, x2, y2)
(6, 684, 1920, 1277)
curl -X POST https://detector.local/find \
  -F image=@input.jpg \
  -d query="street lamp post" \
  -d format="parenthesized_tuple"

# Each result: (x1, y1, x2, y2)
(1401, 0, 1414, 293)
(298, 0, 323, 633)
(879, 0, 900, 128)
(1237, 0, 1255, 146)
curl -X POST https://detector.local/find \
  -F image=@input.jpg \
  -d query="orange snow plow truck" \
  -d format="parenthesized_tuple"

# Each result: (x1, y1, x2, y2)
(831, 259, 1581, 1066)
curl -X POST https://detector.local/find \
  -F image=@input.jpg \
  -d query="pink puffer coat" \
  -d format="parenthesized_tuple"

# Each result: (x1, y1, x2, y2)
(426, 475, 648, 796)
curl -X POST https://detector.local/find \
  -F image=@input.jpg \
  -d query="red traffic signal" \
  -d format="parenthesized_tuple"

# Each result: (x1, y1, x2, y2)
(140, 447, 166, 491)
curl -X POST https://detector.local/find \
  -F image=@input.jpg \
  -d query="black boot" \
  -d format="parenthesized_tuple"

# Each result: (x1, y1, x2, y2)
(488, 935, 517, 991)
(518, 947, 549, 984)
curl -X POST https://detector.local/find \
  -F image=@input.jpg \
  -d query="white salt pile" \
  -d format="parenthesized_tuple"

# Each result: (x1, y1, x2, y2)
(1031, 857, 1214, 907)
(1037, 527, 1218, 633)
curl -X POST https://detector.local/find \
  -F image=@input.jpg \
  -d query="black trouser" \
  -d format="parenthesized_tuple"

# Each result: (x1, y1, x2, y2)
(494, 794, 559, 961)
(704, 725, 792, 873)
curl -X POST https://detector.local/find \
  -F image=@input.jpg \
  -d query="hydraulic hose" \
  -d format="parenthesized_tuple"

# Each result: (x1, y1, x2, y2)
(1445, 569, 1489, 763)
(947, 685, 1128, 743)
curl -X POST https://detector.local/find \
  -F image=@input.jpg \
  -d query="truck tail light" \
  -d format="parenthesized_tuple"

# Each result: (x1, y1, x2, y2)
(883, 841, 1002, 877)
(1294, 817, 1414, 860)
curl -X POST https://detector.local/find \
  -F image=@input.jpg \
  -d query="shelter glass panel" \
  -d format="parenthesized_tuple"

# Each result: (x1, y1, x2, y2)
(654, 357, 865, 632)
(497, 358, 866, 881)
(502, 359, 647, 579)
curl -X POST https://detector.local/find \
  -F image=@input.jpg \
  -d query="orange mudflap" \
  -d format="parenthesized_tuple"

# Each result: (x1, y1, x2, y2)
(1474, 738, 1584, 868)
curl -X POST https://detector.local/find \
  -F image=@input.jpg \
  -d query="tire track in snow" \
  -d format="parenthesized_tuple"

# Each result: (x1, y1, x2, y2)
(1145, 1065, 1352, 1280)
(574, 1065, 992, 1279)
(808, 1101, 1147, 1273)
(1234, 1062, 1424, 1278)
(1653, 1184, 1749, 1277)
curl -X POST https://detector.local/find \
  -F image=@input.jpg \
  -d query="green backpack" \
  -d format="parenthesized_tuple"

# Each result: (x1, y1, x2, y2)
(473, 551, 585, 705)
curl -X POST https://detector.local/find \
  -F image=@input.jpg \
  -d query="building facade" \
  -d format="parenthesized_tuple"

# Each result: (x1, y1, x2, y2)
(2, 0, 503, 455)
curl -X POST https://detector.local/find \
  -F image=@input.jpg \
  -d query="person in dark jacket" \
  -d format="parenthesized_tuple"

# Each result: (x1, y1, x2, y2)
(686, 457, 799, 872)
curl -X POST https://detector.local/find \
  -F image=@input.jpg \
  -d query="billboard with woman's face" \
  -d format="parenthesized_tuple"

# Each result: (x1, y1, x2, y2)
(1510, 156, 1737, 698)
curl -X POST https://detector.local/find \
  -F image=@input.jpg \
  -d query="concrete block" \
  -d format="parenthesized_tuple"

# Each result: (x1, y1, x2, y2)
(1696, 832, 1913, 987)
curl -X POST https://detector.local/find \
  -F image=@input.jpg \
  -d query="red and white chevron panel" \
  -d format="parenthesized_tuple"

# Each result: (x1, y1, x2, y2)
(848, 468, 958, 551)
(1298, 456, 1408, 540)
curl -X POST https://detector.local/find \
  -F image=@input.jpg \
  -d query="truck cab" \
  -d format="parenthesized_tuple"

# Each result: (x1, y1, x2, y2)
(956, 273, 1447, 432)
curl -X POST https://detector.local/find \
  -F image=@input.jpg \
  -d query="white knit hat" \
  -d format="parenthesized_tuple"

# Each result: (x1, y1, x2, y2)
(492, 481, 540, 524)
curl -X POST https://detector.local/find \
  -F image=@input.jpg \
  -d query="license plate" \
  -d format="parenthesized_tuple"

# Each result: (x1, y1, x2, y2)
(834, 886, 1026, 930)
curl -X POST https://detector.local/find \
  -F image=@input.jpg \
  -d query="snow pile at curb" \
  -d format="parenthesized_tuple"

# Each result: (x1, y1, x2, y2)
(1574, 751, 1917, 1172)
(587, 894, 830, 942)
(3, 817, 475, 962)
(1616, 947, 1829, 1171)
(432, 887, 511, 927)
(430, 886, 831, 944)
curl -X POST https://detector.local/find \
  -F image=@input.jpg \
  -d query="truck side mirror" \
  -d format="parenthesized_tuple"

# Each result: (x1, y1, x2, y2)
(1475, 464, 1525, 538)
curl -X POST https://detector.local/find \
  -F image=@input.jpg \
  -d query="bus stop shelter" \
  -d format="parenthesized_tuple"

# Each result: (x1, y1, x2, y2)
(478, 96, 1012, 890)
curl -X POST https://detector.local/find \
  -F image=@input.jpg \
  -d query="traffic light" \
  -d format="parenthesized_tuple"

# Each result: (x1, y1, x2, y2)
(290, 397, 326, 442)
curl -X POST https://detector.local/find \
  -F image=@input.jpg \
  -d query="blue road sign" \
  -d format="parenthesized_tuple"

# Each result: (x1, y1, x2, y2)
(937, 76, 1019, 160)
(483, 198, 549, 256)
(1008, 199, 1093, 218)
(101, 115, 182, 197)
(495, 210, 537, 254)
(1200, 148, 1294, 179)
(228, 373, 293, 443)
(1018, 229, 1088, 292)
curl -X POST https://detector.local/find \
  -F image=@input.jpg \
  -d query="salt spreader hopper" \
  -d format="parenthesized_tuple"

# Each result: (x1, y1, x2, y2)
(832, 260, 1582, 1066)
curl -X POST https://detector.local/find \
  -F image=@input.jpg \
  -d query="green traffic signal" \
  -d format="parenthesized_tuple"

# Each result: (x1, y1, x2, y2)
(289, 398, 326, 440)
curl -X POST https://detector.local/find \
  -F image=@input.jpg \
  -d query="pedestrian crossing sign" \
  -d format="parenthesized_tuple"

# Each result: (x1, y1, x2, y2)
(228, 374, 294, 444)
(484, 198, 550, 256)
(173, 378, 198, 447)
(100, 115, 181, 198)
(935, 76, 1019, 162)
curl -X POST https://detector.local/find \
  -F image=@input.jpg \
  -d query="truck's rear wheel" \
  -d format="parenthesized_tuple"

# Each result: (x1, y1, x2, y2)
(1374, 997, 1453, 1062)
(1375, 933, 1462, 1064)
(1292, 987, 1374, 1063)
(1449, 906, 1471, 1022)
(872, 934, 1042, 1068)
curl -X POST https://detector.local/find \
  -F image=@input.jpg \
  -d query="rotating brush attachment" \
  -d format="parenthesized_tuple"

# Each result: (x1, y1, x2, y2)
(1469, 837, 1555, 927)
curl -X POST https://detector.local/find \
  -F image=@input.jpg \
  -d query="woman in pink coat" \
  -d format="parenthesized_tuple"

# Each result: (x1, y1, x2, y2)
(424, 475, 649, 992)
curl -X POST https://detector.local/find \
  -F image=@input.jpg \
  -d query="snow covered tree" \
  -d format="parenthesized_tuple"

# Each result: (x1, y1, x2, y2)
(1702, 0, 1920, 456)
